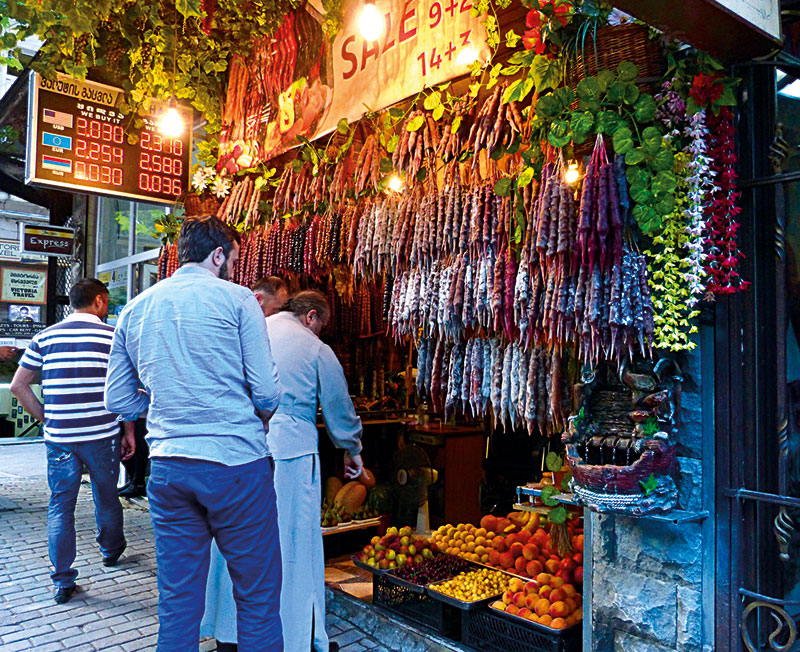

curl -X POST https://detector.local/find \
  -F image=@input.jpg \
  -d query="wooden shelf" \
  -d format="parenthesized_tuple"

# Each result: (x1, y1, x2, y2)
(321, 517, 381, 536)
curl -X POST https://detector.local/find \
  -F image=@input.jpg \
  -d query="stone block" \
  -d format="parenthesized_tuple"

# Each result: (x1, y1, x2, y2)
(593, 568, 678, 647)
(615, 630, 677, 652)
(592, 512, 617, 562)
(677, 457, 703, 512)
(615, 517, 702, 585)
(677, 586, 703, 651)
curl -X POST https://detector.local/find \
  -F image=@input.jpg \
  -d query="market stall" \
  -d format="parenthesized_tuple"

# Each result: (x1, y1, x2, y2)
(145, 0, 746, 649)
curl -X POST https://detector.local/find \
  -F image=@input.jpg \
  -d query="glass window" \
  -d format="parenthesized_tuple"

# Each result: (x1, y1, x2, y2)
(97, 197, 132, 264)
(134, 204, 168, 255)
(98, 266, 129, 326)
(135, 259, 159, 295)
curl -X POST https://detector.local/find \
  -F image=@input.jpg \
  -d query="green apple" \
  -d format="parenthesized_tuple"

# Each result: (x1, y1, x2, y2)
(385, 549, 396, 561)
(408, 544, 417, 556)
(396, 554, 407, 567)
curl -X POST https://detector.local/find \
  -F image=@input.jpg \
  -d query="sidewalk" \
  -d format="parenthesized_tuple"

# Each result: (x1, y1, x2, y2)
(0, 442, 398, 651)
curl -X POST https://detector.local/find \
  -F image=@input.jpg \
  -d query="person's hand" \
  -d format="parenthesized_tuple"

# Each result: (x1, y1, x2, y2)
(0, 346, 18, 362)
(121, 428, 136, 461)
(343, 452, 363, 479)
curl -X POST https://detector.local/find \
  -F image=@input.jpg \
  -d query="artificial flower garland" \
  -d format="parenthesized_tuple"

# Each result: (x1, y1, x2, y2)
(704, 107, 748, 294)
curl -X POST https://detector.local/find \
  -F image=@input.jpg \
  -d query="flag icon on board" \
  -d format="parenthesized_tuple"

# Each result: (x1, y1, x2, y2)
(42, 132, 73, 150)
(42, 155, 72, 173)
(43, 109, 73, 128)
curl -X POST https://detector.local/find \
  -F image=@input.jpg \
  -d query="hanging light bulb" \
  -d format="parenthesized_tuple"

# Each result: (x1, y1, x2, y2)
(359, 2, 384, 42)
(456, 46, 480, 66)
(387, 174, 404, 192)
(160, 100, 184, 138)
(564, 160, 581, 185)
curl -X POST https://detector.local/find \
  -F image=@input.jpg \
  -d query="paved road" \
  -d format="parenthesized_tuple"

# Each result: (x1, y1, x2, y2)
(0, 441, 388, 651)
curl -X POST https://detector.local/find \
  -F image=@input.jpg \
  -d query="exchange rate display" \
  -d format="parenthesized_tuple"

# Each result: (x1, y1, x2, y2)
(26, 73, 191, 205)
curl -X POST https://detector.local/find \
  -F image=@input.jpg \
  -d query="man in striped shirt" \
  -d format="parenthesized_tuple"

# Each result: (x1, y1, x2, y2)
(11, 278, 135, 605)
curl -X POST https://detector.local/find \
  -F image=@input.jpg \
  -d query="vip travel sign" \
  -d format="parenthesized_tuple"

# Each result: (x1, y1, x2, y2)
(25, 73, 192, 205)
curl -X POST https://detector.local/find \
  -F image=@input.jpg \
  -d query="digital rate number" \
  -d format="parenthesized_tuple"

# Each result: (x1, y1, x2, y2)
(71, 116, 183, 196)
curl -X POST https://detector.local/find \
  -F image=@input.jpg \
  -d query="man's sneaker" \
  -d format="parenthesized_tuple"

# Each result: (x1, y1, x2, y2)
(54, 585, 76, 604)
(118, 484, 146, 498)
(103, 544, 127, 567)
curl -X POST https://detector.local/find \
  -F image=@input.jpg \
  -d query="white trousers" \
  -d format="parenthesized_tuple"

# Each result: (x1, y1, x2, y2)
(201, 454, 328, 652)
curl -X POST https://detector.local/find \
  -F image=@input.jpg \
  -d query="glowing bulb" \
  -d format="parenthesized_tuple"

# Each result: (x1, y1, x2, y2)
(457, 46, 480, 66)
(160, 105, 184, 138)
(387, 174, 404, 192)
(359, 3, 384, 42)
(564, 161, 581, 185)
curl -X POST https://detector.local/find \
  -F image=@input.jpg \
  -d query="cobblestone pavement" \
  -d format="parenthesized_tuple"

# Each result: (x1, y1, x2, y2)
(0, 441, 388, 652)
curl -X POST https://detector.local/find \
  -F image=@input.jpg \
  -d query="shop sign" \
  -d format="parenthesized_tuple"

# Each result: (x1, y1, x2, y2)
(0, 267, 47, 304)
(0, 238, 47, 262)
(0, 319, 46, 340)
(19, 223, 75, 258)
(258, 0, 488, 160)
(715, 0, 780, 40)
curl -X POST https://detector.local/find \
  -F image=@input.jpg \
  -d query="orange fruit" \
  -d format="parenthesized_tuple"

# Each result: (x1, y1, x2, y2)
(550, 617, 567, 629)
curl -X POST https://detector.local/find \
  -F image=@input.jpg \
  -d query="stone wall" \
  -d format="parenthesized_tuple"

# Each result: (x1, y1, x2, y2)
(587, 342, 709, 651)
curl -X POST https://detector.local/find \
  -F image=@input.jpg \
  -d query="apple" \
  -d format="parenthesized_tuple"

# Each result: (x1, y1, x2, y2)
(396, 554, 407, 567)
(389, 561, 397, 569)
(374, 543, 384, 552)
(385, 549, 396, 561)
(399, 526, 412, 537)
(386, 526, 399, 536)
(400, 536, 411, 547)
(422, 548, 433, 559)
(371, 536, 380, 546)
(408, 544, 417, 556)
(413, 554, 423, 564)
(399, 546, 410, 556)
(379, 559, 389, 569)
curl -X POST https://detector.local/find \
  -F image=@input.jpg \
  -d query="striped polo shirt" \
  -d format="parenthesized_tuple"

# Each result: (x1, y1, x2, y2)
(19, 313, 119, 443)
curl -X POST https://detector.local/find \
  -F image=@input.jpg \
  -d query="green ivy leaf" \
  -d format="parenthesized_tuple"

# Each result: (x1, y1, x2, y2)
(597, 69, 616, 92)
(652, 148, 675, 172)
(576, 77, 601, 100)
(500, 64, 522, 76)
(633, 203, 661, 233)
(623, 84, 640, 105)
(540, 485, 560, 506)
(617, 61, 639, 82)
(416, 167, 427, 181)
(494, 177, 513, 196)
(625, 147, 646, 165)
(379, 157, 393, 173)
(531, 54, 562, 93)
(535, 95, 561, 120)
(607, 81, 628, 104)
(517, 166, 535, 187)
(505, 29, 521, 49)
(548, 120, 571, 147)
(508, 50, 535, 66)
(504, 76, 534, 104)
(652, 170, 677, 193)
(553, 87, 576, 108)
(561, 472, 573, 492)
(548, 506, 568, 525)
(570, 111, 595, 139)
(407, 115, 425, 131)
(634, 95, 657, 123)
(451, 116, 463, 133)
(655, 194, 675, 215)
(629, 182, 652, 204)
(596, 110, 624, 135)
(387, 134, 399, 153)
(612, 126, 634, 155)
(389, 107, 404, 118)
(432, 104, 445, 120)
(423, 92, 442, 111)
(546, 452, 563, 471)
(337, 118, 349, 135)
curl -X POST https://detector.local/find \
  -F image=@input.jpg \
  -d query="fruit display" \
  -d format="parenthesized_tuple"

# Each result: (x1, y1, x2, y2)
(393, 554, 472, 586)
(334, 481, 367, 512)
(321, 498, 351, 527)
(489, 574, 583, 630)
(428, 513, 584, 586)
(428, 567, 512, 603)
(351, 504, 381, 521)
(356, 526, 435, 570)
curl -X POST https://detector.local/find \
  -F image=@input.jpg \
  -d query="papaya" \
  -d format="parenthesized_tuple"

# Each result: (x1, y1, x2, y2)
(325, 477, 343, 503)
(334, 481, 367, 512)
(358, 468, 376, 488)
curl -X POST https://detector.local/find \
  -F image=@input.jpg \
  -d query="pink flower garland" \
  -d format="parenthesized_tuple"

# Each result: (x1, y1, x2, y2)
(704, 108, 749, 295)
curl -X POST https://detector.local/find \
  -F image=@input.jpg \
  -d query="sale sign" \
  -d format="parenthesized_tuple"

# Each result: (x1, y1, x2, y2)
(219, 0, 487, 168)
(318, 0, 489, 133)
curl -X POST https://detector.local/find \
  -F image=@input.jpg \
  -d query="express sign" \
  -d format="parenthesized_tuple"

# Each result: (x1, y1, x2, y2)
(19, 223, 75, 258)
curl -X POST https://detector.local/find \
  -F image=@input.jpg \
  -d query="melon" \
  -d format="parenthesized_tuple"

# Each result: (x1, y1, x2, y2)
(334, 481, 367, 512)
(358, 468, 376, 488)
(325, 477, 343, 503)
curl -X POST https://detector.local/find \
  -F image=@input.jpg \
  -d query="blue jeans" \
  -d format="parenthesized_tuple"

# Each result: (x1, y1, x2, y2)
(46, 436, 125, 588)
(147, 456, 283, 652)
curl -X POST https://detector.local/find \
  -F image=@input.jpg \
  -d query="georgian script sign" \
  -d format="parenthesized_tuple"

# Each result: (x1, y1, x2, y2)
(714, 0, 780, 40)
(19, 223, 75, 258)
(0, 267, 47, 304)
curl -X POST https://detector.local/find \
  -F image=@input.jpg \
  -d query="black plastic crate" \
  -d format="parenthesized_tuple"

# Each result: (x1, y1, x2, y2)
(461, 607, 582, 652)
(373, 573, 462, 639)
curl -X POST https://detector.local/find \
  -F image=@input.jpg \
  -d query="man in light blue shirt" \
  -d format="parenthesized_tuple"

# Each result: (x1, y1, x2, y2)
(105, 216, 283, 652)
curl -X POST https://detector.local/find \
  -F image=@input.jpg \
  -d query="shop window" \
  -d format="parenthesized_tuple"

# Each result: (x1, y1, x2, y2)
(98, 266, 128, 326)
(97, 197, 132, 264)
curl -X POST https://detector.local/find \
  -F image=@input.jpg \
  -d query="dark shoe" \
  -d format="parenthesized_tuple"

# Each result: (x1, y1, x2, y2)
(118, 484, 146, 498)
(329, 643, 340, 652)
(103, 543, 127, 567)
(54, 585, 76, 604)
(216, 642, 237, 652)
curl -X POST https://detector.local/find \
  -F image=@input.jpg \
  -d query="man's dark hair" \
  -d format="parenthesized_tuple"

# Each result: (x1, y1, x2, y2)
(70, 278, 109, 309)
(285, 289, 330, 323)
(252, 276, 288, 296)
(177, 215, 241, 266)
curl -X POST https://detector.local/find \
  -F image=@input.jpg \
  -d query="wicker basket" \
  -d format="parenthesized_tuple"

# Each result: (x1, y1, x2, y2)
(183, 193, 222, 217)
(568, 23, 665, 84)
